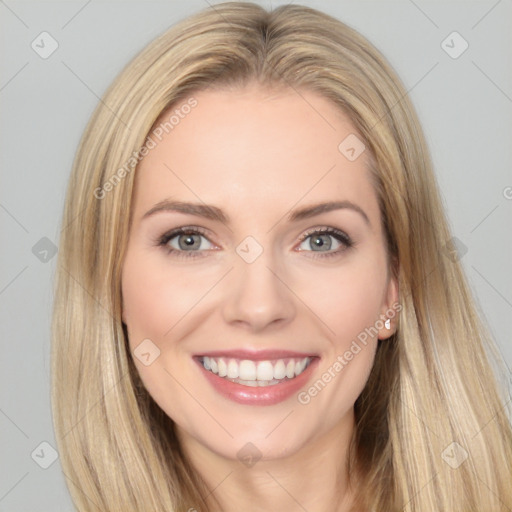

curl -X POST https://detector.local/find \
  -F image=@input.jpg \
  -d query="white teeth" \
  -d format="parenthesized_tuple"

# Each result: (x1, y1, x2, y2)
(274, 360, 286, 379)
(239, 360, 257, 380)
(295, 359, 309, 376)
(286, 360, 295, 379)
(218, 358, 227, 377)
(256, 361, 274, 381)
(227, 359, 239, 379)
(241, 380, 258, 387)
(200, 356, 313, 385)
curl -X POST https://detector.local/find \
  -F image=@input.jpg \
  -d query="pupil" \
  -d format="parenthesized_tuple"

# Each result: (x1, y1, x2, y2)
(313, 234, 330, 250)
(179, 234, 200, 250)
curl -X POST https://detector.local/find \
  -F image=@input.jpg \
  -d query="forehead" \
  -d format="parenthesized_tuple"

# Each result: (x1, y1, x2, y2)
(133, 85, 379, 227)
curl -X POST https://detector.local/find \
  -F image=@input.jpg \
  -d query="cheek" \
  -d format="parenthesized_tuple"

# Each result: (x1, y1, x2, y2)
(121, 250, 203, 418)
(121, 249, 211, 344)
(295, 251, 386, 409)
(122, 255, 168, 344)
(302, 250, 386, 345)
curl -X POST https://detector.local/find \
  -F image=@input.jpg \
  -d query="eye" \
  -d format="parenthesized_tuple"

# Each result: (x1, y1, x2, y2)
(156, 225, 354, 260)
(157, 226, 215, 259)
(297, 227, 353, 258)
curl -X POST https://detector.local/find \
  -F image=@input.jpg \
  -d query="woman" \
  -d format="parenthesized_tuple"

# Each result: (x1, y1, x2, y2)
(51, 2, 512, 511)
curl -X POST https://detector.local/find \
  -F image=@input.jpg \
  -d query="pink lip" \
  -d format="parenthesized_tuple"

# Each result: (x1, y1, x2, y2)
(193, 355, 320, 406)
(195, 349, 318, 361)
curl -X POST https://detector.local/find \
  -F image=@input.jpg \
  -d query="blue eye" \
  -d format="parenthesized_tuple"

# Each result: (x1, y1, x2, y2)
(157, 226, 353, 259)
(297, 227, 353, 259)
(158, 227, 214, 259)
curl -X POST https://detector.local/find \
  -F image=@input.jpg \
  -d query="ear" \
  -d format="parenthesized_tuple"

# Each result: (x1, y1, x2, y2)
(377, 272, 399, 340)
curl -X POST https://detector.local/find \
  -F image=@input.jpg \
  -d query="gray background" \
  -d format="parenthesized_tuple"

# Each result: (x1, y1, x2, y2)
(1, 1, 511, 510)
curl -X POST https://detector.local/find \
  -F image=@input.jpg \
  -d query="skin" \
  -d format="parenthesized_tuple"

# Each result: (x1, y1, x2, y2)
(121, 83, 398, 512)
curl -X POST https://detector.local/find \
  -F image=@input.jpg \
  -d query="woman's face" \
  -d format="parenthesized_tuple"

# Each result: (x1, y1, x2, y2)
(121, 84, 398, 464)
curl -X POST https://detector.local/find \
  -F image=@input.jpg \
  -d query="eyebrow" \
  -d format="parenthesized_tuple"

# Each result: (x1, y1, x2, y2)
(142, 199, 370, 226)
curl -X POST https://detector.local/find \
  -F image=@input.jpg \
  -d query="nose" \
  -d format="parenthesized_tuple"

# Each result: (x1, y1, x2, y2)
(221, 250, 296, 332)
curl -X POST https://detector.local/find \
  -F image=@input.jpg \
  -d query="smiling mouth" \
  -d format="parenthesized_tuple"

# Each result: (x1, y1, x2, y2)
(197, 355, 315, 387)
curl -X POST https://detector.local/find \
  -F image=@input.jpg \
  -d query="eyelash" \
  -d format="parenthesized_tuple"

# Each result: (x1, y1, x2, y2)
(156, 226, 354, 260)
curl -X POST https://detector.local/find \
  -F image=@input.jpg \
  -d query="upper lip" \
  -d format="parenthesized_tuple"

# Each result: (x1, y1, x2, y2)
(194, 349, 319, 361)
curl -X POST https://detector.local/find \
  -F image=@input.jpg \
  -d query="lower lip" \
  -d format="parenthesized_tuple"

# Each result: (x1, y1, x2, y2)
(194, 357, 320, 406)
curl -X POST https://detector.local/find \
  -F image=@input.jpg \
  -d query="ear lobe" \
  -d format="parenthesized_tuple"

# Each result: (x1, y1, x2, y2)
(378, 274, 400, 340)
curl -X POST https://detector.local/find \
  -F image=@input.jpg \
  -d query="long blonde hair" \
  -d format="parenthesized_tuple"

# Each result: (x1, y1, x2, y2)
(51, 2, 512, 510)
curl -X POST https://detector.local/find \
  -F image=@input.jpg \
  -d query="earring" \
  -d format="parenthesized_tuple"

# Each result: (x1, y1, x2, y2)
(384, 318, 391, 330)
